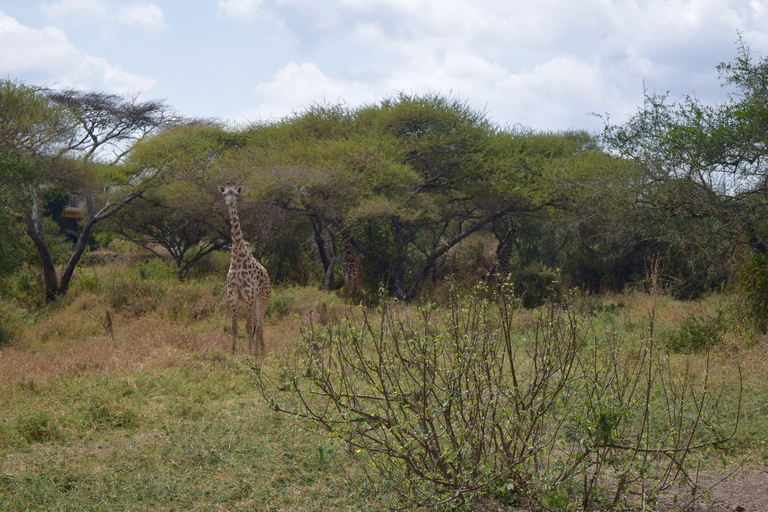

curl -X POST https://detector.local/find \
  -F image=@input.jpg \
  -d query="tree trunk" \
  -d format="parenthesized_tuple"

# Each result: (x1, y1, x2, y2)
(310, 215, 333, 274)
(25, 191, 60, 302)
(349, 209, 513, 301)
(322, 254, 339, 291)
(27, 189, 141, 302)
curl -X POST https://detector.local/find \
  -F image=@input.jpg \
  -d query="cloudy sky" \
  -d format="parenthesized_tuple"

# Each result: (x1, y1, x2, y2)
(1, 0, 767, 132)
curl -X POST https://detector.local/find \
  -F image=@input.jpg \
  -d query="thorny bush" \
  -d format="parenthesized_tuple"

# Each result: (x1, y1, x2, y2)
(254, 284, 741, 510)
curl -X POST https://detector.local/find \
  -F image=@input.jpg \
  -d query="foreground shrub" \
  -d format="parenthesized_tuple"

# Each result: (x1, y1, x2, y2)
(255, 285, 741, 510)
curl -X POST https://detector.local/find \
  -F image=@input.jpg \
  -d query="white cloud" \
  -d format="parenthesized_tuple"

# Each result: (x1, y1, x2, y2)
(245, 62, 374, 121)
(40, 0, 109, 25)
(218, 0, 265, 21)
(11, 0, 768, 130)
(117, 3, 165, 31)
(42, 0, 166, 33)
(0, 11, 156, 93)
(229, 0, 768, 129)
(67, 55, 156, 94)
(0, 12, 75, 73)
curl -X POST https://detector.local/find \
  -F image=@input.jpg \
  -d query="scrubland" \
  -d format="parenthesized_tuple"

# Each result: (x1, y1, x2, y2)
(1, 256, 766, 511)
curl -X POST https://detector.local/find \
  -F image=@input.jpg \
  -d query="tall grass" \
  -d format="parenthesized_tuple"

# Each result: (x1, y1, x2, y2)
(0, 260, 766, 510)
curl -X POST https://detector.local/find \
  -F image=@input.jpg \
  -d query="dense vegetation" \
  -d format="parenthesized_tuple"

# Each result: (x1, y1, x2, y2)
(0, 260, 763, 510)
(4, 41, 768, 307)
(2, 40, 768, 510)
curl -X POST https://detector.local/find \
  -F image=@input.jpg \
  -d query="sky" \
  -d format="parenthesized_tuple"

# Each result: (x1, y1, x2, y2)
(1, 0, 768, 133)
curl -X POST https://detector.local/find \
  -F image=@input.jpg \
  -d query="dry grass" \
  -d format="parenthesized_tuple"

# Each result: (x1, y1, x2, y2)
(1, 262, 767, 510)
(0, 271, 357, 394)
(0, 315, 226, 391)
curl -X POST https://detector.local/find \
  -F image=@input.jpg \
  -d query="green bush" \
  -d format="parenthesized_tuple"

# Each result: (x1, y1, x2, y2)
(3, 268, 45, 308)
(267, 289, 295, 318)
(665, 312, 725, 354)
(69, 272, 100, 294)
(514, 261, 560, 308)
(0, 212, 27, 275)
(137, 258, 175, 280)
(102, 268, 164, 316)
(740, 252, 768, 333)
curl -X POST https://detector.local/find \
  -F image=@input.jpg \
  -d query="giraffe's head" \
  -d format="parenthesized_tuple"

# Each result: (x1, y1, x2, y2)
(219, 184, 243, 207)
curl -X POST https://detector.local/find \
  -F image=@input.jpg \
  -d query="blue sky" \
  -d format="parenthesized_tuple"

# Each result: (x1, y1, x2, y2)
(2, 0, 767, 132)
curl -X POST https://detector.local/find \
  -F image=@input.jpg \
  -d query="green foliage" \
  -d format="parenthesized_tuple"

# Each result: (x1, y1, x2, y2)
(24, 217, 76, 267)
(665, 311, 726, 353)
(260, 232, 314, 285)
(266, 288, 296, 319)
(0, 211, 28, 275)
(9, 44, 768, 306)
(223, 93, 595, 299)
(738, 251, 768, 333)
(0, 300, 26, 346)
(69, 272, 100, 294)
(101, 266, 168, 316)
(600, 38, 768, 302)
(0, 80, 74, 157)
(256, 287, 740, 510)
(2, 268, 45, 308)
(137, 258, 175, 280)
(514, 261, 560, 308)
(99, 265, 223, 320)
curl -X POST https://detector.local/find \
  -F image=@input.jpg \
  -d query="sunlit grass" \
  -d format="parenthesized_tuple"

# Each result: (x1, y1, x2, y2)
(0, 261, 766, 510)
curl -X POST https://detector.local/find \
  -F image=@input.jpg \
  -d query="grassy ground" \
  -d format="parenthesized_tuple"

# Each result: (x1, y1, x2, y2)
(1, 261, 766, 510)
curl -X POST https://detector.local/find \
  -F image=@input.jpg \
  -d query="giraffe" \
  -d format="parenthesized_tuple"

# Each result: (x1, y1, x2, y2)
(219, 184, 271, 356)
(341, 230, 364, 302)
(490, 226, 517, 284)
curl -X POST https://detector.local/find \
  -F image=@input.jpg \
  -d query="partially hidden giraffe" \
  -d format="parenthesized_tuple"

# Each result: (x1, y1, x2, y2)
(341, 230, 364, 302)
(220, 184, 271, 355)
(490, 226, 517, 284)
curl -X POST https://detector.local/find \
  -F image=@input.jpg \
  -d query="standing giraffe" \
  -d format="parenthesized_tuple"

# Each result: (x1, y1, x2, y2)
(341, 231, 364, 302)
(490, 226, 517, 283)
(220, 184, 271, 355)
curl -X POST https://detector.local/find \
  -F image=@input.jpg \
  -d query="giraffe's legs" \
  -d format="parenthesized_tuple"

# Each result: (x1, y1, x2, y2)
(255, 291, 269, 354)
(245, 322, 254, 355)
(244, 299, 255, 355)
(228, 297, 239, 356)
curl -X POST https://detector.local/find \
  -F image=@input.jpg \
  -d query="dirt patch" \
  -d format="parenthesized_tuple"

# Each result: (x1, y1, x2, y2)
(656, 465, 768, 511)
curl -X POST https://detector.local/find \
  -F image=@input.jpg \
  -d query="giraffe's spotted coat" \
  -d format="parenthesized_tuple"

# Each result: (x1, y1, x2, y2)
(220, 185, 271, 355)
(341, 231, 363, 302)
(491, 226, 517, 283)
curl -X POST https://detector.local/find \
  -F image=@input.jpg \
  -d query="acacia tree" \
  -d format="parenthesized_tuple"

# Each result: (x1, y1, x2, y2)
(111, 123, 247, 278)
(235, 94, 592, 300)
(602, 38, 768, 290)
(1, 80, 177, 301)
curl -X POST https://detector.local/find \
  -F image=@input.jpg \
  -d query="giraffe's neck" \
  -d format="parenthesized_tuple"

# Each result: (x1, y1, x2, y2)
(344, 239, 357, 261)
(228, 205, 249, 265)
(498, 230, 516, 269)
(499, 246, 513, 265)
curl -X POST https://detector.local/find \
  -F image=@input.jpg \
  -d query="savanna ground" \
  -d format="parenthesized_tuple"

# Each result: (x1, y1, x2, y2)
(1, 250, 767, 511)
